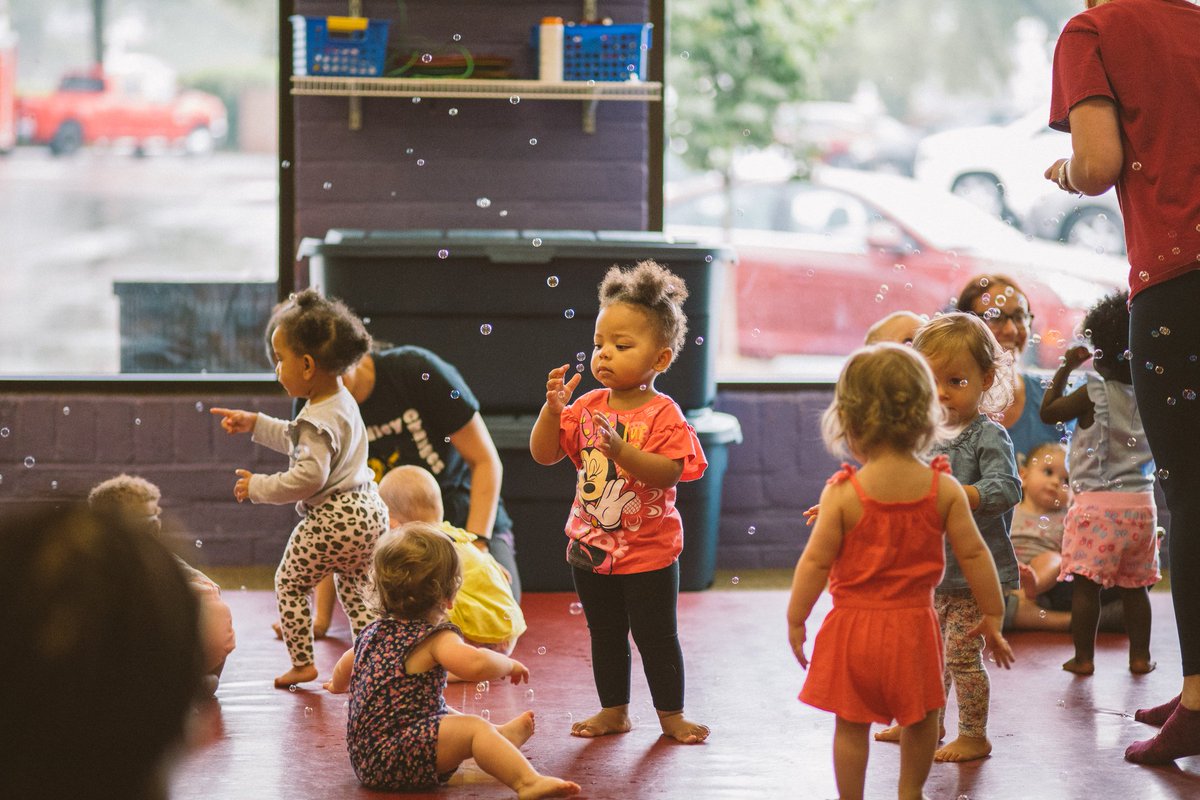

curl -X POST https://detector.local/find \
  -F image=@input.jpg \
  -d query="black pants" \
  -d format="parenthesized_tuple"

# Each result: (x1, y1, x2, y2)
(572, 561, 685, 711)
(1130, 270, 1200, 675)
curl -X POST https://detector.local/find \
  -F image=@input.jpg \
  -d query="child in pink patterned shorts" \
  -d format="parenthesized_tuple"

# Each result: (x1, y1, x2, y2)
(1041, 290, 1159, 676)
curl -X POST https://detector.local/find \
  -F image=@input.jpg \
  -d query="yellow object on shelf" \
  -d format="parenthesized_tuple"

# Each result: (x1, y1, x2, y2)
(325, 16, 369, 33)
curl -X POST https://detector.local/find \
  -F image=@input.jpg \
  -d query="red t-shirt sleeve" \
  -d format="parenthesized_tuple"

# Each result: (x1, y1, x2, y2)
(1049, 17, 1115, 132)
(643, 402, 708, 482)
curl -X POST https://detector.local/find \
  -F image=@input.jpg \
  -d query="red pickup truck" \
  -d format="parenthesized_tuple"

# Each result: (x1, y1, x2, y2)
(17, 68, 227, 156)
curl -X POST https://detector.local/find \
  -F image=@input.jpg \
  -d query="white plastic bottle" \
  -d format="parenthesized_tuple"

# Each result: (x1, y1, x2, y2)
(539, 16, 564, 82)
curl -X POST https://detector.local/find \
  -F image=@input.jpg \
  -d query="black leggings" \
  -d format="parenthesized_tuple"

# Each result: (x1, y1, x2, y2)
(1130, 270, 1200, 675)
(571, 562, 685, 711)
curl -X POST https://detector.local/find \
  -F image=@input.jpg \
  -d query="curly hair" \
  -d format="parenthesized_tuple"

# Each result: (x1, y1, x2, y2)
(87, 474, 161, 513)
(598, 260, 689, 367)
(821, 343, 945, 459)
(265, 288, 372, 375)
(1080, 290, 1132, 384)
(913, 312, 1016, 415)
(371, 522, 462, 621)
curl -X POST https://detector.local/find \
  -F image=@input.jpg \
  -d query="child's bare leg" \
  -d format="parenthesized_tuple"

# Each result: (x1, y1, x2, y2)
(312, 574, 335, 639)
(436, 714, 580, 799)
(1030, 552, 1063, 596)
(898, 710, 939, 800)
(1064, 575, 1101, 675)
(1120, 586, 1155, 673)
(570, 705, 632, 738)
(657, 709, 710, 744)
(875, 720, 944, 744)
(497, 711, 536, 748)
(832, 717, 870, 800)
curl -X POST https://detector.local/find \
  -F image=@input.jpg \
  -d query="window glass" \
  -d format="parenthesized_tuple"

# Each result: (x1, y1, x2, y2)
(667, 0, 1130, 382)
(0, 0, 277, 375)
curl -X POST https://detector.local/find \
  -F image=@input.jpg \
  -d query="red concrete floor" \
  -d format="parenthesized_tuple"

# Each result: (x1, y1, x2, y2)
(171, 589, 1200, 799)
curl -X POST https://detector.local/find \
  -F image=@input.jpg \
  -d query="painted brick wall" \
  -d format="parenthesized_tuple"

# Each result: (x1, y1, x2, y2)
(291, 0, 653, 258)
(0, 386, 833, 575)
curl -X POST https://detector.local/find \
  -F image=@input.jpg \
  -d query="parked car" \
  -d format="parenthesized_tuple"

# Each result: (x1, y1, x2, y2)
(16, 66, 227, 156)
(774, 101, 920, 176)
(666, 166, 1128, 368)
(913, 109, 1126, 254)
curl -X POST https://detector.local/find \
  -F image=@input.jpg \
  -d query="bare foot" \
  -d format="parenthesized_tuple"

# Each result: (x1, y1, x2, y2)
(876, 722, 944, 744)
(274, 664, 318, 689)
(272, 621, 327, 641)
(1018, 564, 1038, 600)
(658, 710, 710, 744)
(1130, 658, 1157, 674)
(570, 707, 631, 738)
(499, 711, 536, 748)
(514, 776, 581, 800)
(934, 735, 992, 762)
(1062, 657, 1095, 676)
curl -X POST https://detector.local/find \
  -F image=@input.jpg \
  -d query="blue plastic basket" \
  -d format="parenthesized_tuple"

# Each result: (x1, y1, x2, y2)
(290, 15, 390, 77)
(533, 23, 653, 82)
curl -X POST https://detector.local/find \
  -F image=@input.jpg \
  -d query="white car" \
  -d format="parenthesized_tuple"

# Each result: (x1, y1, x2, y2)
(913, 109, 1126, 255)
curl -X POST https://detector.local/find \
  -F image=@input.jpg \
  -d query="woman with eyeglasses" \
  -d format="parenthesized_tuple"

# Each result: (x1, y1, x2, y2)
(956, 274, 1062, 465)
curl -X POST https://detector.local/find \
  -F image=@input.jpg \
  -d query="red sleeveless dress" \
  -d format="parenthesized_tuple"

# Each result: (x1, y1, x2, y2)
(799, 461, 949, 726)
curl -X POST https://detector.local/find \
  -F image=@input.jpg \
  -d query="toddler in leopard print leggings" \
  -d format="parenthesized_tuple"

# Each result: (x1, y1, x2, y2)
(212, 288, 388, 689)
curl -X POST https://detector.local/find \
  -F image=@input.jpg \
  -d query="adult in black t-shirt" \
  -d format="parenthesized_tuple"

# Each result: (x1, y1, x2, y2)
(345, 346, 520, 599)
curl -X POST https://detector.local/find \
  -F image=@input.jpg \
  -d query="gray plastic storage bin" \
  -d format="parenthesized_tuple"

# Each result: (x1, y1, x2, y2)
(484, 409, 742, 592)
(305, 229, 734, 414)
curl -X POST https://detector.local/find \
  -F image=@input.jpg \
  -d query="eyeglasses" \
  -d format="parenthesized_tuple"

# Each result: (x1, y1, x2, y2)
(973, 308, 1033, 328)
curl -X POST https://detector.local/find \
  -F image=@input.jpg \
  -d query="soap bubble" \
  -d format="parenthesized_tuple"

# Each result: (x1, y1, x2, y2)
(195, 539, 203, 549)
(288, 685, 297, 693)
(50, 480, 58, 490)
(450, 390, 461, 400)
(563, 308, 575, 319)
(452, 33, 462, 41)
(304, 707, 313, 718)
(576, 352, 586, 362)
(481, 709, 490, 721)
(731, 576, 740, 585)
(134, 418, 142, 426)
(1127, 437, 1137, 447)
(747, 525, 756, 535)
(474, 692, 483, 701)
(526, 688, 535, 700)
(421, 53, 433, 64)
(479, 323, 493, 335)
(195, 401, 204, 412)
(475, 197, 491, 208)
(24, 456, 35, 468)
(695, 336, 705, 345)
(0, 427, 8, 437)
(1157, 469, 1170, 480)
(569, 602, 583, 615)
(322, 181, 332, 190)
(529, 138, 538, 146)
(62, 406, 70, 416)
(1131, 161, 1143, 171)
(416, 158, 425, 166)
(509, 95, 521, 105)
(437, 248, 450, 259)
(537, 646, 547, 655)
(575, 364, 584, 373)
(546, 275, 559, 287)
(532, 237, 543, 247)
(448, 107, 458, 116)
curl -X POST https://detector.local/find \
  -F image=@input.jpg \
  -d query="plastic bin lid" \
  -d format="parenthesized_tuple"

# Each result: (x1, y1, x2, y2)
(313, 228, 734, 262)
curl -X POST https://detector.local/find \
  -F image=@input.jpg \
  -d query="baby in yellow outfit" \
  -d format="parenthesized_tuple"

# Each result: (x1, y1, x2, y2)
(377, 466, 526, 654)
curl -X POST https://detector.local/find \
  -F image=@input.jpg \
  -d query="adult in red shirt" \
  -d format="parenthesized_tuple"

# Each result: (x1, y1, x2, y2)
(1045, 0, 1200, 765)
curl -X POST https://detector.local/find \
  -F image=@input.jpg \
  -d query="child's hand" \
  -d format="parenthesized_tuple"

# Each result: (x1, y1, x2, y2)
(803, 503, 820, 527)
(210, 407, 258, 434)
(508, 658, 529, 685)
(788, 621, 809, 669)
(969, 614, 1015, 669)
(591, 412, 625, 459)
(545, 365, 582, 415)
(1061, 345, 1091, 371)
(233, 469, 252, 503)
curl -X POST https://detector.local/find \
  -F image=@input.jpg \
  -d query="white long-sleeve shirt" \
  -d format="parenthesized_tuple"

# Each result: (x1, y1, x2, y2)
(248, 386, 374, 511)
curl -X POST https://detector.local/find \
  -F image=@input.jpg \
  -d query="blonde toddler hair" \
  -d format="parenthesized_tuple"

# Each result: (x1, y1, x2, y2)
(371, 521, 462, 620)
(821, 343, 944, 459)
(912, 312, 1015, 415)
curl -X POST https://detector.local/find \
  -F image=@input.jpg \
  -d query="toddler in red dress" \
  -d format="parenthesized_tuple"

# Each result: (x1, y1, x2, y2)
(788, 343, 1014, 800)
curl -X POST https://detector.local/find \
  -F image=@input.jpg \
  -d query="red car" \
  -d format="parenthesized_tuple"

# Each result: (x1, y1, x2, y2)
(667, 166, 1128, 369)
(17, 67, 227, 156)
